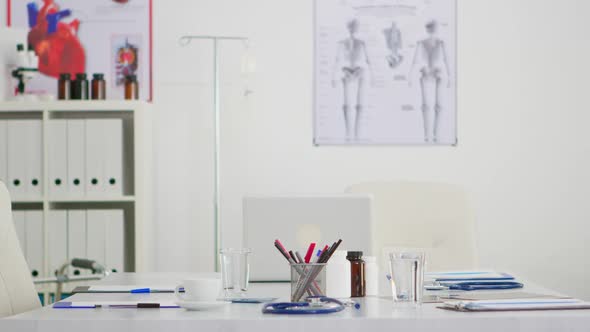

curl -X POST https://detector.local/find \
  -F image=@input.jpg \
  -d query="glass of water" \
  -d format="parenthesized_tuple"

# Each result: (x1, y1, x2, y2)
(219, 248, 251, 299)
(388, 251, 425, 305)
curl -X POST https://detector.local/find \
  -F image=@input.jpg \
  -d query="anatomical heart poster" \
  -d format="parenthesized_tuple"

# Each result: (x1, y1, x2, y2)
(8, 0, 152, 100)
(314, 0, 457, 145)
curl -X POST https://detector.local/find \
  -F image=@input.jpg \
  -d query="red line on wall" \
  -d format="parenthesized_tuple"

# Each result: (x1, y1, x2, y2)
(7, 0, 11, 27)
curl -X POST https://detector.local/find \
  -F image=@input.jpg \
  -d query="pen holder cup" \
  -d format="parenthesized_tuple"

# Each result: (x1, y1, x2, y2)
(290, 263, 327, 302)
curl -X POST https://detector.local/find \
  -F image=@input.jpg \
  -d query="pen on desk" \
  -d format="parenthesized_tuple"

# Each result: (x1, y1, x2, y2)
(109, 303, 179, 309)
(130, 288, 182, 294)
(131, 288, 151, 293)
(304, 243, 316, 263)
(295, 252, 305, 264)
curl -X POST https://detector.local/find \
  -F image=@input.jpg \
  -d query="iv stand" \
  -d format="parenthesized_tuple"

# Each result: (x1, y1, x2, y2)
(179, 35, 249, 271)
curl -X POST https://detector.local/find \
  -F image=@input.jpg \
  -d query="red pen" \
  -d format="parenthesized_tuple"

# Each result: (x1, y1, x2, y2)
(304, 243, 316, 263)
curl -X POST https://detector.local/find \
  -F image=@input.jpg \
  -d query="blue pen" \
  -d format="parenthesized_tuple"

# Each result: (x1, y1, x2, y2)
(130, 288, 184, 294)
(130, 288, 151, 293)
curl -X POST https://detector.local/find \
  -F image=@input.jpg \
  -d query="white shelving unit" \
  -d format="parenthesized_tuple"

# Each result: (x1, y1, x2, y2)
(0, 100, 153, 302)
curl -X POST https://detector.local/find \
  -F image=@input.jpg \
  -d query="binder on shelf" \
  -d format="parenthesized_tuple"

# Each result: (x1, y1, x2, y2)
(48, 120, 68, 198)
(6, 120, 27, 199)
(86, 210, 106, 274)
(67, 120, 86, 196)
(105, 209, 125, 273)
(103, 120, 123, 195)
(67, 210, 87, 276)
(0, 120, 7, 184)
(48, 210, 68, 277)
(12, 210, 26, 255)
(24, 120, 43, 198)
(85, 120, 106, 195)
(25, 210, 43, 279)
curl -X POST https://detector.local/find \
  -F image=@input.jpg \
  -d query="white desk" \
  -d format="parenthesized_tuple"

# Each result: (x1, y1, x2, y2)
(2, 273, 589, 332)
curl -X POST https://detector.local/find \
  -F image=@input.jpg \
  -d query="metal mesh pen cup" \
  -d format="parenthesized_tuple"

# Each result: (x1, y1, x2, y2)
(290, 263, 327, 302)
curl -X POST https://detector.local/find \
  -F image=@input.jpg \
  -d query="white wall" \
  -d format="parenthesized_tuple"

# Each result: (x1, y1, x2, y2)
(151, 0, 590, 300)
(3, 0, 588, 299)
(152, 0, 590, 300)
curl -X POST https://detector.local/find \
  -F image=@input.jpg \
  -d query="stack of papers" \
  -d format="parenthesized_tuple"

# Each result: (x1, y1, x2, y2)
(424, 271, 523, 291)
(426, 271, 515, 282)
(441, 298, 590, 312)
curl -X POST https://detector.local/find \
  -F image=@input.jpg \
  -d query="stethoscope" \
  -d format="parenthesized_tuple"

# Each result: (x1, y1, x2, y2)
(262, 296, 349, 315)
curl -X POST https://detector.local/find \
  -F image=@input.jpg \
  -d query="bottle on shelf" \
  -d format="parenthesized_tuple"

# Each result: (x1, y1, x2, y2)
(91, 73, 106, 100)
(347, 251, 366, 297)
(71, 73, 89, 100)
(16, 44, 27, 68)
(124, 74, 139, 100)
(58, 73, 71, 100)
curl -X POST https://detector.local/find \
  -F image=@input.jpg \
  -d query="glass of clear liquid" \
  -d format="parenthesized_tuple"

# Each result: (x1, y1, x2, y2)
(219, 248, 251, 299)
(388, 251, 425, 306)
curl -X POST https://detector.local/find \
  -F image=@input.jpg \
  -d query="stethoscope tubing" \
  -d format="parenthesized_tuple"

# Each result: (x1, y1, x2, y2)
(262, 297, 346, 315)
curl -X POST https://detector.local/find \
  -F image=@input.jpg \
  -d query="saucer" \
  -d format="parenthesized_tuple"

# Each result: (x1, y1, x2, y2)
(176, 300, 227, 311)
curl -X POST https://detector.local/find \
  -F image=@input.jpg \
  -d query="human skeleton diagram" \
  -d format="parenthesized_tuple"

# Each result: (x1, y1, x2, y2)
(409, 20, 451, 143)
(383, 22, 403, 68)
(331, 19, 373, 141)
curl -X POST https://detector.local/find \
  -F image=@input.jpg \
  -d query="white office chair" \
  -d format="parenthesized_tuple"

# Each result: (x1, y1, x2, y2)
(346, 181, 478, 272)
(0, 181, 41, 318)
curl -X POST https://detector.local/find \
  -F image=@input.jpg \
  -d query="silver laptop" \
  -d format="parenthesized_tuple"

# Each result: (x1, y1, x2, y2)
(243, 194, 372, 281)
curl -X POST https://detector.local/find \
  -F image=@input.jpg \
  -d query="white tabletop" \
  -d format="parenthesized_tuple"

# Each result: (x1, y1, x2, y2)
(2, 272, 589, 332)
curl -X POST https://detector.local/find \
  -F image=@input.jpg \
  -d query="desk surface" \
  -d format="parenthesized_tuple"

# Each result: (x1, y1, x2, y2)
(2, 273, 590, 332)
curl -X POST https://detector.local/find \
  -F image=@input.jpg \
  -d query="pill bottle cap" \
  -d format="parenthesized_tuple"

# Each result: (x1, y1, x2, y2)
(346, 251, 363, 260)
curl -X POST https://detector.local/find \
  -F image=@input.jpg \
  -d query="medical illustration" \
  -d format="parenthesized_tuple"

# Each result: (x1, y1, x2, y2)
(409, 20, 451, 143)
(26, 0, 86, 78)
(383, 22, 403, 68)
(331, 19, 373, 141)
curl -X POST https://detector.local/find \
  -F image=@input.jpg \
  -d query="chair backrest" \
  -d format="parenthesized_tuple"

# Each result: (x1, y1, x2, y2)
(346, 181, 478, 272)
(0, 181, 40, 317)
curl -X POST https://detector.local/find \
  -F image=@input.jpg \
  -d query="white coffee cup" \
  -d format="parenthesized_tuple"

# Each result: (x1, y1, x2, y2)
(175, 278, 221, 302)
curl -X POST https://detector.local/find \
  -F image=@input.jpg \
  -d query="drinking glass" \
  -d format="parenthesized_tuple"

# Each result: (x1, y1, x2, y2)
(219, 248, 251, 299)
(388, 251, 425, 305)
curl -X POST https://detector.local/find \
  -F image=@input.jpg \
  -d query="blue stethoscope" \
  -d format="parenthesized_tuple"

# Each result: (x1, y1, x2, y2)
(262, 296, 348, 315)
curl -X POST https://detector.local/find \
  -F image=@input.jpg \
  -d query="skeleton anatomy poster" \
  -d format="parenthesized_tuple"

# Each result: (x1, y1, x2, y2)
(314, 0, 457, 145)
